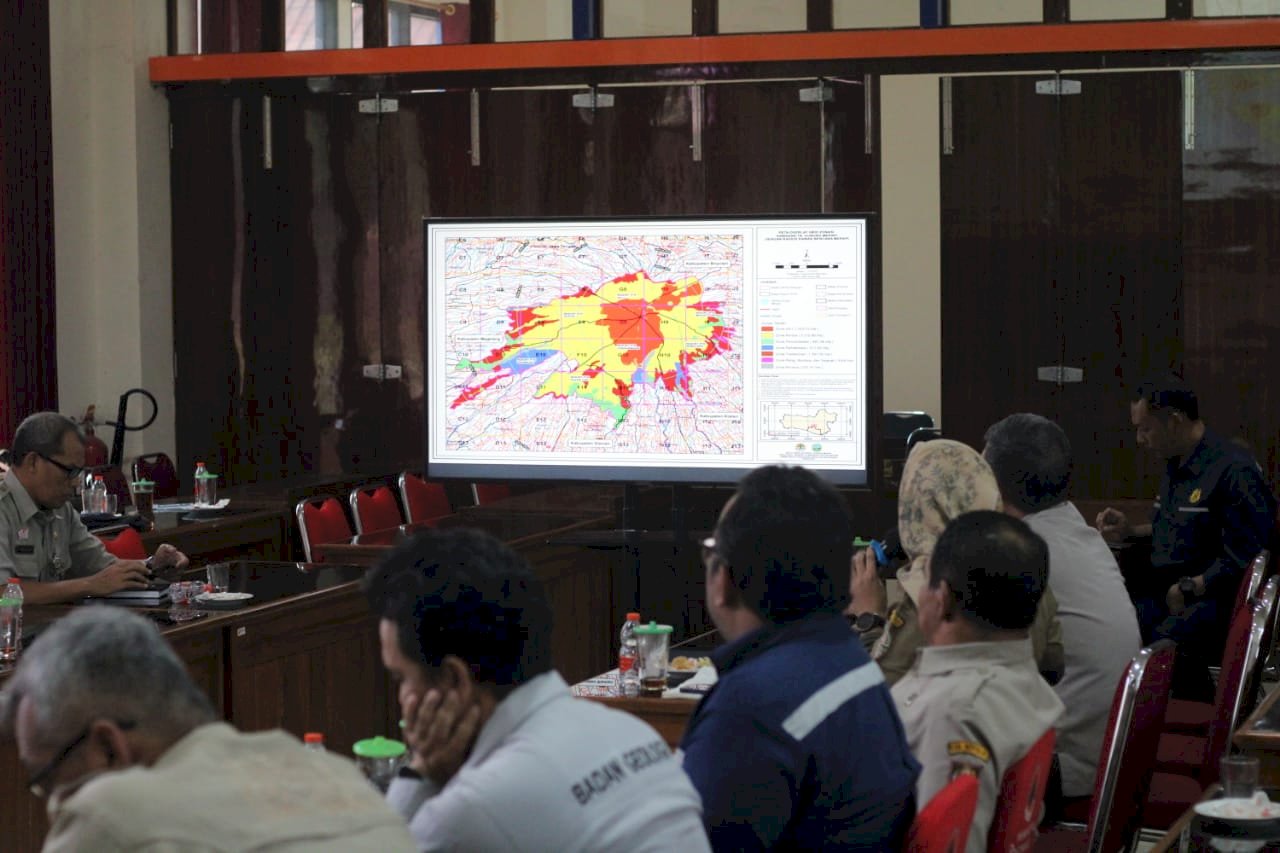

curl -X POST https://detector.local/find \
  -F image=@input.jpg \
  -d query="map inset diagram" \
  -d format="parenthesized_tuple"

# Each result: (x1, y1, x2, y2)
(443, 234, 745, 455)
(760, 402, 854, 441)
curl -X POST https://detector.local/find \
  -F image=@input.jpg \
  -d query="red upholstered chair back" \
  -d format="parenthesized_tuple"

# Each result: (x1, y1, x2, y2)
(1201, 581, 1275, 786)
(348, 485, 403, 535)
(471, 482, 511, 506)
(987, 729, 1056, 853)
(399, 472, 452, 523)
(131, 453, 180, 499)
(295, 497, 353, 563)
(84, 464, 132, 509)
(97, 527, 147, 561)
(906, 773, 979, 853)
(1082, 640, 1177, 853)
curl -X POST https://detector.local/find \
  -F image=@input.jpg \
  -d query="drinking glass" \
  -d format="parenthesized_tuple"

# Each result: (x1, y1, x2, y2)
(1220, 755, 1260, 799)
(206, 562, 230, 593)
(130, 480, 155, 527)
(633, 622, 673, 697)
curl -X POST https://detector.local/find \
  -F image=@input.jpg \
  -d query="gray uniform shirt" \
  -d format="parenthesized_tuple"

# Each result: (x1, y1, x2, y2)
(892, 639, 1065, 853)
(0, 471, 113, 582)
(387, 670, 710, 852)
(1027, 501, 1142, 797)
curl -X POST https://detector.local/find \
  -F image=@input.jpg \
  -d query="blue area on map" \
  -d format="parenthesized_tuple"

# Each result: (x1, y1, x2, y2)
(675, 363, 688, 384)
(632, 366, 649, 384)
(502, 349, 559, 373)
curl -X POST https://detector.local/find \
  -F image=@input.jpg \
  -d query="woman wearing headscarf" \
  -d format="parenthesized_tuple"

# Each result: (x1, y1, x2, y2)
(848, 438, 1065, 685)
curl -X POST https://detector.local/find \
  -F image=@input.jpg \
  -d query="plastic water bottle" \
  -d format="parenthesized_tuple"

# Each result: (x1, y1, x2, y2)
(617, 611, 641, 698)
(303, 732, 326, 753)
(193, 461, 209, 506)
(0, 578, 23, 663)
(88, 475, 107, 514)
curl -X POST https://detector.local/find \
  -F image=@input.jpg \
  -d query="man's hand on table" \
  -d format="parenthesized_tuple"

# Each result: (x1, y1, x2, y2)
(148, 543, 190, 579)
(1095, 507, 1135, 544)
(85, 561, 152, 596)
(402, 687, 483, 788)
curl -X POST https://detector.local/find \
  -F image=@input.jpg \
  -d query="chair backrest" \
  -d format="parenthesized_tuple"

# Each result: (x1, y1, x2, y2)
(347, 484, 403, 535)
(987, 728, 1056, 853)
(84, 464, 132, 508)
(471, 482, 511, 506)
(1231, 550, 1269, 622)
(295, 497, 353, 563)
(97, 526, 148, 561)
(907, 774, 980, 853)
(131, 452, 180, 499)
(398, 472, 452, 523)
(1082, 640, 1177, 853)
(1202, 579, 1275, 785)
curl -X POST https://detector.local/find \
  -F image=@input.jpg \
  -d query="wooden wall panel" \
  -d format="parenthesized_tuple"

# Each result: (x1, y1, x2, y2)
(1182, 68, 1280, 488)
(594, 85, 705, 216)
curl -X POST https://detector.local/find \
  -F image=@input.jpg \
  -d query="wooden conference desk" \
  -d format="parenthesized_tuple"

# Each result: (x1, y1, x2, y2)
(0, 560, 389, 852)
(94, 500, 291, 563)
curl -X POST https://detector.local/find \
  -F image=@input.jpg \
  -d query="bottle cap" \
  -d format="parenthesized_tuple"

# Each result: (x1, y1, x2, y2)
(352, 736, 407, 759)
(7, 577, 18, 584)
(303, 732, 325, 744)
(632, 621, 674, 635)
(626, 611, 641, 622)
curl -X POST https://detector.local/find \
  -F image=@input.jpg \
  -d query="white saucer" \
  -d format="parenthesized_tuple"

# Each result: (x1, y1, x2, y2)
(194, 592, 253, 609)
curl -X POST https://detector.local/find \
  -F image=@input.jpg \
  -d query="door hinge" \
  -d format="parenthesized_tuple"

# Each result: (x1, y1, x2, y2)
(362, 364, 403, 380)
(571, 89, 615, 109)
(798, 80, 833, 103)
(1037, 365, 1084, 384)
(1183, 69, 1196, 151)
(358, 97, 399, 114)
(1034, 79, 1081, 96)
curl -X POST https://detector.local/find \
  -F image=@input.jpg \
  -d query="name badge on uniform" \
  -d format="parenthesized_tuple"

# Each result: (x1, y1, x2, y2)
(14, 545, 34, 555)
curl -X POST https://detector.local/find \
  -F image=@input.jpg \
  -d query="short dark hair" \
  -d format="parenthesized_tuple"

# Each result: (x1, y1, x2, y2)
(715, 465, 852, 624)
(928, 511, 1047, 632)
(2, 412, 82, 467)
(363, 527, 552, 686)
(1134, 374, 1199, 421)
(982, 413, 1072, 513)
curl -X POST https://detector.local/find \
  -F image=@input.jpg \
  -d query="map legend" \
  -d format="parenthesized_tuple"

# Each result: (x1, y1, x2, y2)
(761, 326, 774, 368)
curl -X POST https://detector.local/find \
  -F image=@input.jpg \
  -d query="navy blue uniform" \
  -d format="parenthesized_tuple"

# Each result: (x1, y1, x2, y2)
(680, 614, 919, 851)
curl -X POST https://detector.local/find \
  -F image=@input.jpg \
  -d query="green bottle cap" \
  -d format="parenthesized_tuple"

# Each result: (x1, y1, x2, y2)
(352, 736, 407, 759)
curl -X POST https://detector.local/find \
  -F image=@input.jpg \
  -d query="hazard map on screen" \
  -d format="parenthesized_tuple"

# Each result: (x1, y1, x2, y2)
(425, 218, 869, 485)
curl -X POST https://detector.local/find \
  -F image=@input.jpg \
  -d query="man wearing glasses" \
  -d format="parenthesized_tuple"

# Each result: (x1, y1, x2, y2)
(0, 412, 187, 604)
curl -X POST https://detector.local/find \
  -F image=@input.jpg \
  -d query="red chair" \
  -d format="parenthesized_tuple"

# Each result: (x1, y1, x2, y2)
(398, 472, 452, 523)
(295, 497, 353, 563)
(471, 482, 512, 506)
(988, 729, 1056, 853)
(84, 464, 132, 509)
(131, 452, 181, 499)
(1036, 641, 1176, 853)
(907, 774, 979, 853)
(1152, 576, 1277, 780)
(347, 484, 403, 535)
(1164, 551, 1269, 734)
(1141, 581, 1276, 830)
(97, 527, 148, 560)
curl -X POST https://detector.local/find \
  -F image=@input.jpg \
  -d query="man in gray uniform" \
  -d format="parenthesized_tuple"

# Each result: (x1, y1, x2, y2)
(0, 607, 415, 851)
(0, 412, 187, 603)
(893, 511, 1065, 853)
(364, 526, 710, 852)
(983, 413, 1141, 806)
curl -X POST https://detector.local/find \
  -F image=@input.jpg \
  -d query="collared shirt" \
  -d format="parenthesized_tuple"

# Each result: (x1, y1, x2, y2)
(386, 670, 709, 852)
(1150, 429, 1276, 597)
(681, 613, 919, 851)
(0, 471, 112, 582)
(892, 639, 1065, 853)
(44, 722, 416, 852)
(1027, 502, 1142, 797)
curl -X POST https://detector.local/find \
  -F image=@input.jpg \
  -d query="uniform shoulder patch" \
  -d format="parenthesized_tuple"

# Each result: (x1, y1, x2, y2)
(947, 739, 990, 763)
(889, 610, 905, 629)
(1189, 487, 1202, 504)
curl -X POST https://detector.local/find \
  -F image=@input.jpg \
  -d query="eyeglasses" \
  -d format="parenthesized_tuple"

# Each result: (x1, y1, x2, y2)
(27, 719, 134, 798)
(37, 453, 84, 482)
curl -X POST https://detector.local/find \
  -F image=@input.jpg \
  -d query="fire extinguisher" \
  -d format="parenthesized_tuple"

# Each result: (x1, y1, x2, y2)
(80, 405, 109, 467)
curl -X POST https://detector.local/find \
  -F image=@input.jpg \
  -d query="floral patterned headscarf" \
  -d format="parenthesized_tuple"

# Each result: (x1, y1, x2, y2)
(896, 439, 1003, 599)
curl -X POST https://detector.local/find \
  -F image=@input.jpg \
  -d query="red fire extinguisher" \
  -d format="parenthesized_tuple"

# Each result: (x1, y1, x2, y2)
(80, 405, 109, 467)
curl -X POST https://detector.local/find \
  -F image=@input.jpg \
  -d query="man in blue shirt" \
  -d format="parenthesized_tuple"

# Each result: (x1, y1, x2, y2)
(1097, 375, 1276, 699)
(681, 465, 919, 850)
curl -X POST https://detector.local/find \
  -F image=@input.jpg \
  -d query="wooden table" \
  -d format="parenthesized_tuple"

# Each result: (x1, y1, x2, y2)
(1235, 685, 1280, 787)
(457, 484, 625, 518)
(93, 501, 291, 563)
(0, 559, 392, 852)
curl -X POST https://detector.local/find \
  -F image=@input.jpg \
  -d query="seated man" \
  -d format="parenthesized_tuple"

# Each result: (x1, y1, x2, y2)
(0, 607, 415, 851)
(982, 413, 1141, 808)
(682, 465, 919, 850)
(364, 527, 710, 852)
(1096, 375, 1276, 699)
(0, 412, 187, 604)
(893, 511, 1065, 853)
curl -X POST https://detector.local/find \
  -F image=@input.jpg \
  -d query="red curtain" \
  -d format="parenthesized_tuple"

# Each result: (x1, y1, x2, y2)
(0, 0, 58, 446)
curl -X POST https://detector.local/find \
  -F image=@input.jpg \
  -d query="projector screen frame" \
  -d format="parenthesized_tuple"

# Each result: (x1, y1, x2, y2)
(423, 213, 883, 491)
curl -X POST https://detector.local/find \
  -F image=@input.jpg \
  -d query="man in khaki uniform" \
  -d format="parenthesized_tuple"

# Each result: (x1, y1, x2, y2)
(892, 510, 1065, 853)
(0, 412, 186, 604)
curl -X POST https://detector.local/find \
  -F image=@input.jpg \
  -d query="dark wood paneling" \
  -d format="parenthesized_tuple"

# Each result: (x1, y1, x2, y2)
(594, 85, 705, 216)
(483, 89, 595, 216)
(199, 0, 266, 53)
(1182, 68, 1280, 488)
(826, 76, 878, 213)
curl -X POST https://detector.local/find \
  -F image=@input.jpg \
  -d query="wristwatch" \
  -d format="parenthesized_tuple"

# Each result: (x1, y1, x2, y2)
(1178, 576, 1199, 601)
(851, 612, 887, 634)
(144, 556, 156, 574)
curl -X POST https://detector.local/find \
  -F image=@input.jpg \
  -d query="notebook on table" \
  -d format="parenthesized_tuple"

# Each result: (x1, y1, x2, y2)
(90, 581, 171, 605)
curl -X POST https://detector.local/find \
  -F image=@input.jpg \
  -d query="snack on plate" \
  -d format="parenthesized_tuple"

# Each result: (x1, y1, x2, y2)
(670, 656, 713, 672)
